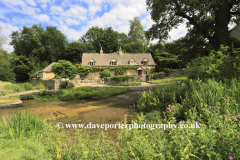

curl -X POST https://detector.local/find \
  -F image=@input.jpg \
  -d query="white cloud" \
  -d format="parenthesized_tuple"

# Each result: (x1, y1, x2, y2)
(50, 6, 64, 15)
(33, 14, 50, 22)
(64, 5, 88, 18)
(26, 0, 37, 6)
(59, 25, 86, 40)
(88, 5, 102, 16)
(65, 18, 80, 25)
(0, 21, 19, 53)
(41, 4, 47, 8)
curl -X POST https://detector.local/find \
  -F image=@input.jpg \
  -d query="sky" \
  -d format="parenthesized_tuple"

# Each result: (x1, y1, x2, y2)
(0, 0, 236, 53)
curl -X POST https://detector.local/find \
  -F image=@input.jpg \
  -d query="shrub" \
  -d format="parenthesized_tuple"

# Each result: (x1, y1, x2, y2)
(60, 80, 74, 89)
(147, 72, 165, 80)
(106, 75, 136, 83)
(161, 68, 171, 77)
(100, 70, 111, 78)
(32, 82, 47, 90)
(20, 82, 33, 91)
(51, 60, 77, 79)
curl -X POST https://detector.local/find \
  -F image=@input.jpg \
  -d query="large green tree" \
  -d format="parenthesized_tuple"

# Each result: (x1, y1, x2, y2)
(128, 17, 146, 42)
(63, 41, 87, 64)
(0, 49, 16, 82)
(80, 26, 119, 53)
(9, 24, 68, 66)
(146, 0, 240, 52)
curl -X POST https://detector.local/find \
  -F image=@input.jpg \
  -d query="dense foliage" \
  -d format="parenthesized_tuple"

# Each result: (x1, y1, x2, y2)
(100, 70, 111, 78)
(51, 60, 77, 79)
(146, 0, 240, 51)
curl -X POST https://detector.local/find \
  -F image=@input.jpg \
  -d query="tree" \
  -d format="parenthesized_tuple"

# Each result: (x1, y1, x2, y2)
(12, 55, 37, 82)
(146, 0, 240, 52)
(120, 17, 149, 53)
(51, 60, 77, 79)
(0, 49, 16, 82)
(80, 26, 119, 53)
(9, 24, 68, 66)
(64, 41, 87, 64)
(0, 27, 7, 48)
(100, 70, 111, 78)
(128, 17, 146, 42)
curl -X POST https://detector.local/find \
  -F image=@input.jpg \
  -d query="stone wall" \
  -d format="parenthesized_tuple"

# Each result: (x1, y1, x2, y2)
(29, 77, 80, 90)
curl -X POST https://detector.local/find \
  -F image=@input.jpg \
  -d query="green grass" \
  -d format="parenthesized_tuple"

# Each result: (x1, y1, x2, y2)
(1, 77, 240, 159)
(0, 81, 33, 96)
(0, 96, 19, 104)
(20, 87, 133, 101)
(147, 76, 188, 84)
(106, 82, 141, 86)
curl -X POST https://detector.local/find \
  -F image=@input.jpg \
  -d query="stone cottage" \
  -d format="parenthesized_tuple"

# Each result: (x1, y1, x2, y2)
(81, 47, 156, 80)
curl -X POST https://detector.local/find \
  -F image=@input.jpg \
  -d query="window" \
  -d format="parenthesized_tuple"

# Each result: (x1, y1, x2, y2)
(143, 71, 148, 75)
(111, 62, 117, 66)
(111, 72, 114, 76)
(130, 61, 135, 66)
(89, 62, 95, 66)
(143, 61, 148, 65)
(129, 71, 136, 75)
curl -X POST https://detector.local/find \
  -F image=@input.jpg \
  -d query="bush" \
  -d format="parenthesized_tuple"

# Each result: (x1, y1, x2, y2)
(51, 60, 77, 79)
(20, 82, 33, 91)
(106, 75, 136, 83)
(60, 80, 74, 89)
(100, 70, 111, 78)
(161, 68, 171, 77)
(32, 82, 47, 90)
(147, 72, 165, 80)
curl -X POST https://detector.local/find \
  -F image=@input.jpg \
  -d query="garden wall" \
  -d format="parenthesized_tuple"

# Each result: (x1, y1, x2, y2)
(29, 77, 80, 90)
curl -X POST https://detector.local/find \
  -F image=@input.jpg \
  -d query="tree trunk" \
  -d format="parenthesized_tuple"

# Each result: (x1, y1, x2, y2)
(212, 1, 232, 53)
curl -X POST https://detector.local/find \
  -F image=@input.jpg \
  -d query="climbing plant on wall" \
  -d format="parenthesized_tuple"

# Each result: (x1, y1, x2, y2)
(75, 64, 138, 77)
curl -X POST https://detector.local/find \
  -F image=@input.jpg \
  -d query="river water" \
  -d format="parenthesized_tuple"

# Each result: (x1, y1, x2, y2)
(0, 91, 143, 140)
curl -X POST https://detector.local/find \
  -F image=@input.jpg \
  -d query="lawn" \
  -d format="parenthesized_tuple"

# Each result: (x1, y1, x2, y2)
(20, 87, 133, 101)
(105, 82, 141, 86)
(147, 76, 188, 84)
(0, 96, 19, 104)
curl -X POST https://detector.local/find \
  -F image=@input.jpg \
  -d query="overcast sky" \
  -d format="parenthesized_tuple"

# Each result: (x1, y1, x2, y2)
(0, 0, 236, 53)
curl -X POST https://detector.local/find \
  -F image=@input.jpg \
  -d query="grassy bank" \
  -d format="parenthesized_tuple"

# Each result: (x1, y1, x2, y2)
(105, 82, 141, 86)
(1, 78, 240, 159)
(147, 76, 188, 84)
(20, 87, 132, 101)
(0, 81, 47, 96)
(0, 96, 19, 104)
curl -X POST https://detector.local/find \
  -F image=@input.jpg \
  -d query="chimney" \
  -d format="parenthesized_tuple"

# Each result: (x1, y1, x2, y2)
(100, 47, 103, 55)
(119, 46, 122, 55)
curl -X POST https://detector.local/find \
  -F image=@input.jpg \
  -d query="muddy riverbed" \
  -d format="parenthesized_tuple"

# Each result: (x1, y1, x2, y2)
(0, 90, 145, 141)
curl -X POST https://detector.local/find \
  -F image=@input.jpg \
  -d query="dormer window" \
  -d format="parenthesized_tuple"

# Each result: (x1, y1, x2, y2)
(129, 59, 135, 66)
(110, 59, 117, 66)
(111, 62, 117, 66)
(89, 59, 96, 66)
(142, 58, 149, 65)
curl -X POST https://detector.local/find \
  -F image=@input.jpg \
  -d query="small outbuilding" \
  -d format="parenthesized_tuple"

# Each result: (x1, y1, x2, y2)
(38, 62, 59, 80)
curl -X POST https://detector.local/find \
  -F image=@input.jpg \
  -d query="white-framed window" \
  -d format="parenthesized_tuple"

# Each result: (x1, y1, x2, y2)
(143, 61, 148, 65)
(143, 71, 148, 75)
(110, 62, 117, 66)
(111, 72, 114, 76)
(129, 71, 136, 75)
(130, 61, 135, 66)
(89, 62, 95, 66)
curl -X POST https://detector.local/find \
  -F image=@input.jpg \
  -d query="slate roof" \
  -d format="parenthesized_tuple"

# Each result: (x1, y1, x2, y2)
(81, 53, 156, 66)
(39, 62, 59, 72)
